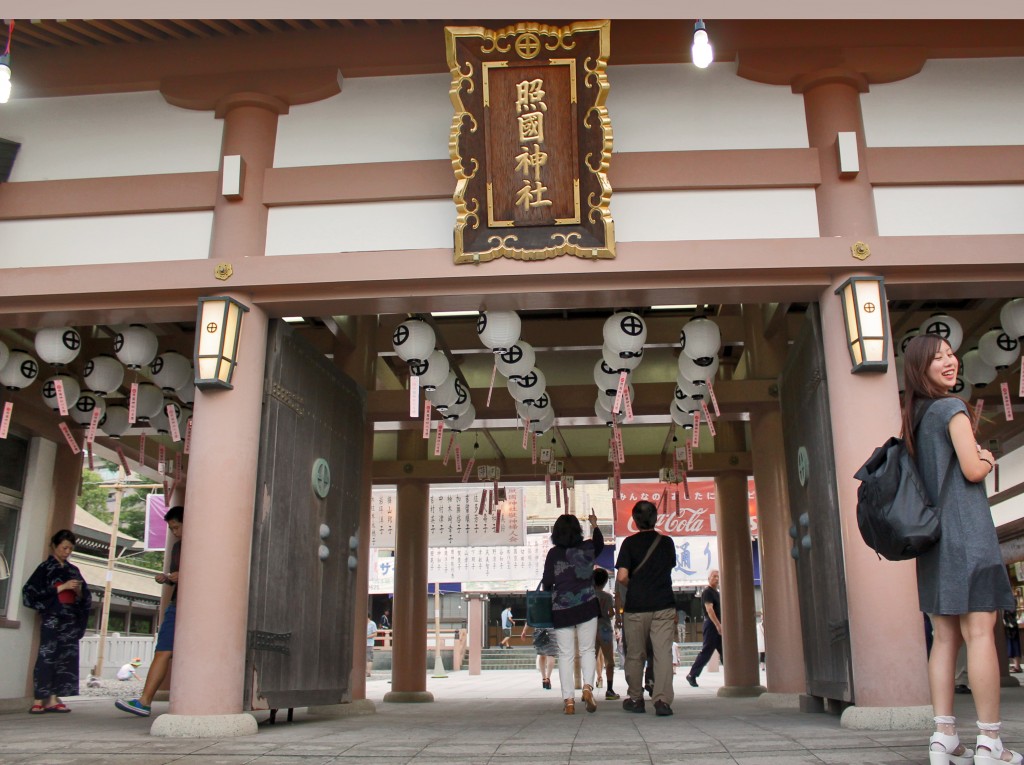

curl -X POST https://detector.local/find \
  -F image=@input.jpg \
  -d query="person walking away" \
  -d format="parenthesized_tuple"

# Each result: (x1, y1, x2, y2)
(116, 505, 184, 717)
(366, 615, 377, 678)
(615, 500, 677, 717)
(902, 333, 1019, 765)
(593, 567, 619, 700)
(756, 611, 766, 671)
(22, 529, 92, 714)
(541, 512, 603, 715)
(686, 569, 723, 687)
(500, 606, 514, 648)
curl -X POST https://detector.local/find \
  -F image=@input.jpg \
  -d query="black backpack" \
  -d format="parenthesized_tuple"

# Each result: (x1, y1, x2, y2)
(853, 400, 952, 561)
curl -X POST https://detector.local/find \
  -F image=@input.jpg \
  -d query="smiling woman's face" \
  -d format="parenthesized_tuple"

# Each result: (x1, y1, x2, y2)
(926, 340, 958, 394)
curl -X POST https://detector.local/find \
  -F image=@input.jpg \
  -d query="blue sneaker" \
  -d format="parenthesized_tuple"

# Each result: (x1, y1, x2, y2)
(115, 698, 151, 717)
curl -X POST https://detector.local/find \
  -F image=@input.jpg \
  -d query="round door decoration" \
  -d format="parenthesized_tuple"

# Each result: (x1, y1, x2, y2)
(312, 458, 331, 499)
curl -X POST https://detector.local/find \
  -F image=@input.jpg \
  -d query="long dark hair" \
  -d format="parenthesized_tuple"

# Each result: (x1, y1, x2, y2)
(901, 333, 968, 457)
(550, 513, 583, 548)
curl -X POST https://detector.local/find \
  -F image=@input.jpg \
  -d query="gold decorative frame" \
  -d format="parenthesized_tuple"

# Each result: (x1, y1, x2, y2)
(446, 20, 614, 265)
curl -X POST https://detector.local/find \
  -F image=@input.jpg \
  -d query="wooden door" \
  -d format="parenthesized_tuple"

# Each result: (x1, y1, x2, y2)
(779, 306, 853, 704)
(245, 320, 366, 710)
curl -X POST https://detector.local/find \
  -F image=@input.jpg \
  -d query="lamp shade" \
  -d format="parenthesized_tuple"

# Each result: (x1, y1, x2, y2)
(0, 340, 8, 373)
(507, 367, 546, 404)
(919, 313, 963, 354)
(100, 405, 130, 437)
(672, 399, 700, 428)
(836, 276, 890, 373)
(598, 382, 634, 412)
(115, 324, 159, 369)
(425, 371, 457, 408)
(593, 359, 624, 395)
(134, 382, 165, 420)
(961, 349, 997, 388)
(70, 391, 107, 426)
(595, 396, 625, 426)
(437, 379, 470, 414)
(149, 351, 192, 391)
(675, 377, 705, 401)
(677, 352, 718, 384)
(0, 350, 39, 390)
(603, 312, 647, 355)
(391, 318, 435, 363)
(680, 318, 721, 365)
(41, 374, 81, 412)
(83, 355, 124, 396)
(530, 408, 555, 434)
(496, 341, 536, 380)
(477, 311, 521, 351)
(446, 403, 476, 432)
(999, 298, 1024, 339)
(601, 345, 643, 372)
(516, 393, 551, 422)
(978, 328, 1020, 369)
(34, 327, 82, 366)
(194, 297, 249, 389)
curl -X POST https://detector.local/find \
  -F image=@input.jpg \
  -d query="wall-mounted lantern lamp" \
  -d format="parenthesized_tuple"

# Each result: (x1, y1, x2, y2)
(836, 275, 890, 373)
(193, 296, 249, 390)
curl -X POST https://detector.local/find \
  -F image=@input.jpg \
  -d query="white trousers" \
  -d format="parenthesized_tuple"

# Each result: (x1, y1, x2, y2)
(554, 617, 597, 700)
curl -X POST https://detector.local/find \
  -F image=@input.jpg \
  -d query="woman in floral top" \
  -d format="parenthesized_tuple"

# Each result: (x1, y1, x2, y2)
(541, 511, 603, 715)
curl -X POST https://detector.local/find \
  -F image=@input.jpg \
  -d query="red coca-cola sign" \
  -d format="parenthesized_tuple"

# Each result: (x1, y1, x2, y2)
(613, 480, 757, 538)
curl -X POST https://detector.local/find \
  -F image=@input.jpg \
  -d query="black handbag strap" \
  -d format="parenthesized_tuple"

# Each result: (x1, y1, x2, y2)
(632, 532, 664, 576)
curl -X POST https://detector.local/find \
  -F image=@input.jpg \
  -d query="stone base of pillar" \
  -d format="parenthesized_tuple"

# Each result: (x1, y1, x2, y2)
(756, 692, 802, 709)
(717, 684, 767, 698)
(1002, 675, 1021, 688)
(840, 704, 933, 730)
(307, 699, 377, 716)
(150, 713, 258, 738)
(382, 691, 434, 703)
(0, 696, 32, 715)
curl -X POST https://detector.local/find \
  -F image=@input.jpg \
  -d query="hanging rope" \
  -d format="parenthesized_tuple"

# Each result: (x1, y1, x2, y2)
(4, 21, 14, 56)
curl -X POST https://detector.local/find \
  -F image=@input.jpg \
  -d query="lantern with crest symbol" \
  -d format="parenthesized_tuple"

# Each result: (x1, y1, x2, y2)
(391, 319, 435, 363)
(679, 318, 721, 366)
(100, 405, 130, 437)
(603, 312, 647, 357)
(496, 341, 535, 380)
(115, 325, 159, 370)
(0, 351, 39, 390)
(83, 355, 124, 396)
(919, 314, 963, 354)
(34, 327, 82, 367)
(977, 328, 1020, 369)
(477, 311, 521, 351)
(70, 392, 106, 426)
(149, 351, 192, 391)
(41, 374, 81, 412)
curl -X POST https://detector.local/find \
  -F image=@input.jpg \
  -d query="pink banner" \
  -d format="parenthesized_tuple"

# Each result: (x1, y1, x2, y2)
(145, 493, 169, 551)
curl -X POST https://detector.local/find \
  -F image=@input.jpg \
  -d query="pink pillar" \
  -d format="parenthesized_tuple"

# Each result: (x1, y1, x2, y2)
(742, 305, 807, 695)
(466, 595, 484, 675)
(803, 73, 929, 708)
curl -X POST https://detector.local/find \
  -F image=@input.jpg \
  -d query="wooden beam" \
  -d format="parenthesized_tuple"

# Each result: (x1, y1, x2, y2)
(762, 302, 791, 340)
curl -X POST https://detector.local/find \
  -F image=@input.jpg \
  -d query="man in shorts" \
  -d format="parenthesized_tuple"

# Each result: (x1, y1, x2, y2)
(116, 505, 183, 717)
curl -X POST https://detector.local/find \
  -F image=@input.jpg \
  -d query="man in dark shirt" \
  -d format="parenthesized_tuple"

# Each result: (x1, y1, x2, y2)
(686, 569, 722, 687)
(615, 501, 677, 716)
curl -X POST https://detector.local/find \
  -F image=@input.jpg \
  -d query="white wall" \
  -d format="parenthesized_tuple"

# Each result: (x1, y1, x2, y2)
(0, 212, 214, 268)
(992, 443, 1024, 528)
(0, 438, 56, 702)
(862, 58, 1024, 148)
(1, 92, 222, 182)
(875, 186, 1024, 236)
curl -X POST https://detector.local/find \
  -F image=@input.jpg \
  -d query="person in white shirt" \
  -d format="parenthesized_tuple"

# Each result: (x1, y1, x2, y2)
(116, 658, 142, 681)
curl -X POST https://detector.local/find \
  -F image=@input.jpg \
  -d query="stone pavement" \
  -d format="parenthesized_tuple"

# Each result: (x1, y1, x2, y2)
(1, 667, 1023, 764)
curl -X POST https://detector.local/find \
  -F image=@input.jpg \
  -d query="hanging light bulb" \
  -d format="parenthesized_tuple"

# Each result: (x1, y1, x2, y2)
(0, 54, 11, 105)
(691, 20, 713, 69)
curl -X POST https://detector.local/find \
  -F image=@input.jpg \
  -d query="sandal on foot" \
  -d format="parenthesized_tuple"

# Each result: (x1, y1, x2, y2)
(43, 703, 70, 713)
(928, 731, 972, 765)
(582, 685, 597, 713)
(28, 704, 45, 714)
(563, 699, 575, 715)
(975, 735, 1023, 764)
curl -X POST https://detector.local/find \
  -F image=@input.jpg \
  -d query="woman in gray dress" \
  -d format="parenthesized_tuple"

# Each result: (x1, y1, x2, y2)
(903, 334, 1019, 765)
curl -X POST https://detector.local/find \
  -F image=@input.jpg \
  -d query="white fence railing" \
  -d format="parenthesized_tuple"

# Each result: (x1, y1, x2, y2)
(79, 634, 157, 679)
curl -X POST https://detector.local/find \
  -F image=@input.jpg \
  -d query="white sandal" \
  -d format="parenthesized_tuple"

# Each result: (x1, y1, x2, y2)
(929, 730, 973, 765)
(974, 734, 1023, 764)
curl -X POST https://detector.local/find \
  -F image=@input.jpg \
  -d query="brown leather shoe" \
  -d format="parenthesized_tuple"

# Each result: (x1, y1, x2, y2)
(563, 699, 575, 715)
(582, 685, 597, 713)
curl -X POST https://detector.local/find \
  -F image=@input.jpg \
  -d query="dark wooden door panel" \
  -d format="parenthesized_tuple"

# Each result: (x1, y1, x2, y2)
(245, 321, 365, 710)
(779, 305, 853, 704)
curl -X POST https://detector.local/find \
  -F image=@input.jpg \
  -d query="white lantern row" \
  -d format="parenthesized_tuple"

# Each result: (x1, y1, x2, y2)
(977, 328, 1020, 370)
(961, 349, 998, 388)
(919, 313, 963, 354)
(149, 351, 193, 391)
(680, 317, 721, 366)
(41, 374, 81, 412)
(477, 311, 521, 351)
(34, 327, 82, 367)
(0, 350, 39, 390)
(83, 355, 125, 396)
(70, 392, 107, 426)
(115, 324, 159, 370)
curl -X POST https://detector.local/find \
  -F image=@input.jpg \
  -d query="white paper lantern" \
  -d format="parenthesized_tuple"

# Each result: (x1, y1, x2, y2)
(0, 340, 8, 373)
(440, 380, 471, 416)
(34, 327, 82, 366)
(177, 379, 195, 405)
(516, 393, 551, 422)
(594, 359, 625, 395)
(0, 351, 39, 390)
(678, 352, 718, 384)
(114, 325, 159, 369)
(962, 349, 997, 387)
(70, 391, 107, 426)
(41, 374, 81, 412)
(135, 382, 165, 420)
(496, 342, 536, 380)
(411, 350, 450, 390)
(595, 396, 625, 426)
(919, 314, 963, 353)
(391, 319, 435, 363)
(100, 405, 130, 437)
(897, 329, 919, 356)
(477, 311, 521, 351)
(83, 355, 124, 396)
(603, 312, 647, 355)
(978, 328, 1020, 369)
(950, 375, 970, 402)
(675, 377, 705, 401)
(601, 345, 643, 372)
(507, 367, 546, 404)
(531, 409, 556, 434)
(598, 383, 634, 412)
(425, 372, 457, 408)
(150, 399, 182, 433)
(671, 399, 700, 428)
(149, 351, 192, 391)
(446, 404, 476, 432)
(680, 318, 721, 365)
(1000, 299, 1024, 339)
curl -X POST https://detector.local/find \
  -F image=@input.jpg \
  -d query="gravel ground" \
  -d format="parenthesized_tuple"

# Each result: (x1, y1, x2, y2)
(72, 677, 145, 699)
